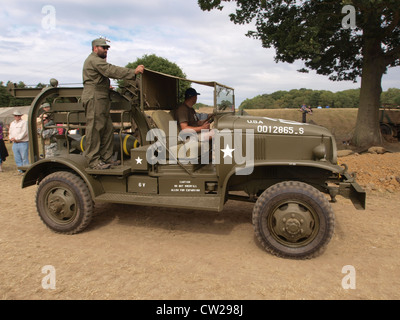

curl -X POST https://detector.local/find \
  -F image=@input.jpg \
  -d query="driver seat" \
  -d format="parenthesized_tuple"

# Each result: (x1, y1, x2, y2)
(151, 110, 210, 162)
(152, 110, 177, 138)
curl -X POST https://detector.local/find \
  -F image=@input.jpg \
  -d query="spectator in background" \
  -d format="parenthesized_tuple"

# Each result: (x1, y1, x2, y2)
(300, 103, 312, 123)
(9, 110, 29, 173)
(38, 102, 52, 121)
(37, 115, 58, 158)
(0, 121, 9, 172)
(41, 102, 51, 115)
(39, 102, 64, 135)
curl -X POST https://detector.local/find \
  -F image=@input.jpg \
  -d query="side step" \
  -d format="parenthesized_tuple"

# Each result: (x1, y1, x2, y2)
(95, 193, 222, 212)
(85, 165, 131, 176)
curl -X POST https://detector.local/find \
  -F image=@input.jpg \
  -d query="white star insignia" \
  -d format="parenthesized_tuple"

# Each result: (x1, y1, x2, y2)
(221, 144, 235, 158)
(135, 157, 143, 165)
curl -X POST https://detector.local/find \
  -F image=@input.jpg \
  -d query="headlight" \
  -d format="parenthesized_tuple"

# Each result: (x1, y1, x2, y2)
(313, 143, 326, 161)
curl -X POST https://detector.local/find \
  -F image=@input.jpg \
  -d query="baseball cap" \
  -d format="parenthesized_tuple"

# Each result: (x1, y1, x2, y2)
(185, 88, 200, 99)
(92, 38, 110, 48)
(13, 110, 23, 116)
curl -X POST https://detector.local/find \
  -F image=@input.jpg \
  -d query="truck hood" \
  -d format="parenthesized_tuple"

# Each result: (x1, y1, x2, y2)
(215, 114, 332, 137)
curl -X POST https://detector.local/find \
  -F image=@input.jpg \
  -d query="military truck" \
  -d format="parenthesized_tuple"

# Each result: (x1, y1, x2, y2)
(8, 69, 365, 259)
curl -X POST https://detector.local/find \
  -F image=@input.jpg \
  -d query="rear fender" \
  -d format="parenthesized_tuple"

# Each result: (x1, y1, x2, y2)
(22, 155, 104, 198)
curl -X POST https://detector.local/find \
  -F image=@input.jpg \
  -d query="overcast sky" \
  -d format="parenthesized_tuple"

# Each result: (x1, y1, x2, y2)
(1, 0, 399, 106)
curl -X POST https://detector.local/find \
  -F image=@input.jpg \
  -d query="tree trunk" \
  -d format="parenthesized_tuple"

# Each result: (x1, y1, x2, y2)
(352, 39, 386, 148)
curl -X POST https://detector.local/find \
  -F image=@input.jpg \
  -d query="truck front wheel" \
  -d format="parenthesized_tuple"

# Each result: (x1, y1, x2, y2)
(36, 171, 93, 234)
(253, 181, 335, 259)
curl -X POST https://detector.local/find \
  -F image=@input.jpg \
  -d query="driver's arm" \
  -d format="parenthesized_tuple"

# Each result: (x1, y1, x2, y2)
(180, 121, 210, 133)
(197, 114, 213, 125)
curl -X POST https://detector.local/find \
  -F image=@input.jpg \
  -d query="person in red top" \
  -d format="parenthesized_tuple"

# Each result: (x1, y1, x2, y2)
(0, 120, 9, 172)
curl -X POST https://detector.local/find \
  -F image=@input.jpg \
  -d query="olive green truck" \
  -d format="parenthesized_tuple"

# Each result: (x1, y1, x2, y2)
(8, 69, 365, 259)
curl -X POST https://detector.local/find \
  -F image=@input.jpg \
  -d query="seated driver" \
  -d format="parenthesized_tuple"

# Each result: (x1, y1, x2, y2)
(173, 88, 213, 140)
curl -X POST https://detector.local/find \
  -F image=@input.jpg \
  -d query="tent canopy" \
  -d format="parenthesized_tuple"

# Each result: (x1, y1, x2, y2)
(0, 106, 30, 125)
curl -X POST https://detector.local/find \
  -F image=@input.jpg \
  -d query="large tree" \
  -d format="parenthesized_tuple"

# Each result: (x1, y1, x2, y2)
(198, 0, 400, 147)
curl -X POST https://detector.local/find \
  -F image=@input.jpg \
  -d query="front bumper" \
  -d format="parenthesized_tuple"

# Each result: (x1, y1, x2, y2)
(338, 172, 366, 210)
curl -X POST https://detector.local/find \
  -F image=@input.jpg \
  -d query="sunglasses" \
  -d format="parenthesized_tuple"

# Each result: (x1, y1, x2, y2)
(101, 46, 109, 50)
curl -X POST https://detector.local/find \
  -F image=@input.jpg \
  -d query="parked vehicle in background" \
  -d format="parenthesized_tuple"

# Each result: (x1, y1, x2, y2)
(380, 104, 400, 141)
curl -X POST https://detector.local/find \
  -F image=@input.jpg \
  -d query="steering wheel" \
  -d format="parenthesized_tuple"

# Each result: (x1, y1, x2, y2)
(207, 113, 215, 124)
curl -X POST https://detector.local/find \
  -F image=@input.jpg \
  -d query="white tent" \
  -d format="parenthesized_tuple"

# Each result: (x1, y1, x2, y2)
(0, 106, 30, 125)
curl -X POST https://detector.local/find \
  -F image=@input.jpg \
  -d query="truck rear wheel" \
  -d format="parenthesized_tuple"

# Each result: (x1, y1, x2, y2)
(253, 181, 335, 259)
(36, 171, 93, 234)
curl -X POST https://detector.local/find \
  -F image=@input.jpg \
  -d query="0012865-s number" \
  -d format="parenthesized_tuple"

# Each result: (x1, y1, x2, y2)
(257, 125, 304, 135)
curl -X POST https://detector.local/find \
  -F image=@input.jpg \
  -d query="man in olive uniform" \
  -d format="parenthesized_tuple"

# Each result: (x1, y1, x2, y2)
(37, 115, 58, 158)
(82, 38, 144, 169)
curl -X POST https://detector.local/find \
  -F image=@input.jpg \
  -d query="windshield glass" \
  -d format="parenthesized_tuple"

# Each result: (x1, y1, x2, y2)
(216, 85, 235, 113)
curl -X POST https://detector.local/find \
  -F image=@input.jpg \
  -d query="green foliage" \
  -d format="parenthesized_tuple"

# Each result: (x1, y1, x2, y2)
(0, 81, 33, 107)
(239, 88, 400, 110)
(198, 0, 400, 81)
(1, 79, 399, 110)
(121, 54, 190, 102)
(381, 88, 400, 106)
(194, 102, 208, 110)
(126, 54, 186, 77)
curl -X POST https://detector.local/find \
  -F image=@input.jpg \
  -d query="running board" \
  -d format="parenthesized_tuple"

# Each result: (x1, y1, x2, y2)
(95, 193, 222, 212)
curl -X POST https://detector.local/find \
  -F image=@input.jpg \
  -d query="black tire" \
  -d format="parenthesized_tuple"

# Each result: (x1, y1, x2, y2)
(253, 181, 335, 259)
(36, 171, 93, 234)
(380, 123, 393, 137)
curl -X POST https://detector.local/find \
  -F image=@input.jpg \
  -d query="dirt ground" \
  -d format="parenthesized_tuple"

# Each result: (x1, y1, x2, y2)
(1, 142, 400, 301)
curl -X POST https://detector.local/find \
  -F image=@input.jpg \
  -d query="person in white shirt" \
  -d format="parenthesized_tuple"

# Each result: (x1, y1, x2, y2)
(9, 110, 29, 173)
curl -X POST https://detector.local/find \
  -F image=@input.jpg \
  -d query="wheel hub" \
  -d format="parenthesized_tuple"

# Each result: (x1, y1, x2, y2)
(273, 203, 315, 243)
(284, 216, 303, 235)
(48, 196, 65, 214)
(47, 189, 75, 220)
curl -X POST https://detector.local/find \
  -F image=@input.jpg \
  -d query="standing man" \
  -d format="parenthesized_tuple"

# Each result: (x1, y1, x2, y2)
(82, 37, 144, 170)
(9, 110, 29, 173)
(300, 103, 312, 123)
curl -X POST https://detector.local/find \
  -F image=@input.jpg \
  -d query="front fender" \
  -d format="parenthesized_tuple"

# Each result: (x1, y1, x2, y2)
(222, 160, 345, 188)
(232, 160, 345, 177)
(220, 160, 365, 210)
(22, 154, 104, 198)
(219, 160, 345, 207)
